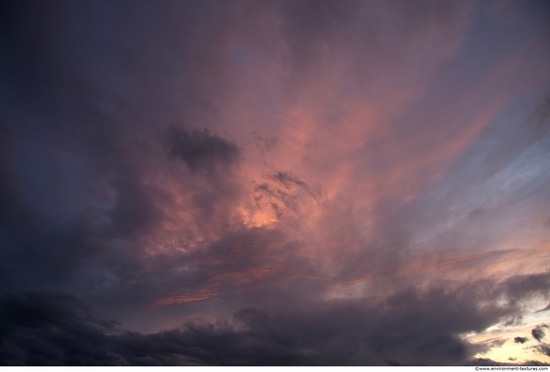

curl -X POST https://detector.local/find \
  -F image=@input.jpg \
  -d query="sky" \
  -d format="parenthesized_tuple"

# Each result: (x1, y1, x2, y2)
(1, 0, 550, 366)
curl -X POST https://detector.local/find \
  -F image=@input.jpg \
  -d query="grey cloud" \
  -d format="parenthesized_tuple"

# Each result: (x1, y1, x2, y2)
(165, 126, 242, 174)
(253, 171, 323, 219)
(532, 324, 548, 342)
(0, 291, 334, 365)
(269, 171, 322, 200)
(2, 273, 546, 366)
(92, 247, 550, 344)
(0, 292, 119, 365)
(0, 0, 251, 296)
(514, 337, 529, 344)
(534, 344, 550, 357)
(254, 183, 299, 218)
(502, 272, 550, 305)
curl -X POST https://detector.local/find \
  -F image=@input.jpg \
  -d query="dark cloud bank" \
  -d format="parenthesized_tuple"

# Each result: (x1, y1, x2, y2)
(2, 272, 550, 366)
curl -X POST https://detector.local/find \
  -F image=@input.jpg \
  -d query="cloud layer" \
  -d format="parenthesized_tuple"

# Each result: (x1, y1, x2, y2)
(2, 274, 549, 366)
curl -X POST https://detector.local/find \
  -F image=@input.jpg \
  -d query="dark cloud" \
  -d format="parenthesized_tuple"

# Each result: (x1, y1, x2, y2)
(0, 0, 249, 296)
(0, 0, 174, 292)
(254, 182, 300, 218)
(514, 337, 529, 344)
(0, 290, 468, 365)
(269, 171, 322, 200)
(0, 292, 119, 365)
(532, 324, 548, 342)
(533, 344, 550, 357)
(0, 291, 348, 365)
(3, 272, 550, 366)
(165, 126, 242, 174)
(502, 273, 550, 305)
(252, 171, 323, 219)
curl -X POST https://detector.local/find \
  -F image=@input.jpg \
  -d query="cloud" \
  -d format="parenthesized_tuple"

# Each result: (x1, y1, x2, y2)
(3, 272, 549, 366)
(0, 0, 247, 295)
(515, 337, 529, 344)
(533, 344, 550, 357)
(164, 126, 242, 174)
(269, 171, 322, 200)
(532, 324, 549, 342)
(0, 292, 119, 365)
(502, 273, 550, 305)
(1, 0, 550, 366)
(252, 170, 323, 220)
(0, 290, 460, 365)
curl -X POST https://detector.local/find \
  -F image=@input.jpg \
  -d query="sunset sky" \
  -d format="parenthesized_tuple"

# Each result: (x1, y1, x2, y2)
(1, 0, 550, 366)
